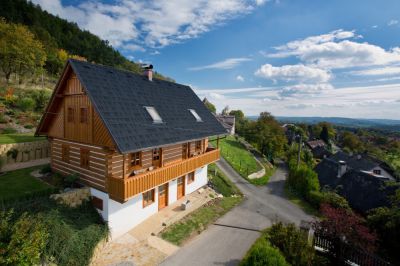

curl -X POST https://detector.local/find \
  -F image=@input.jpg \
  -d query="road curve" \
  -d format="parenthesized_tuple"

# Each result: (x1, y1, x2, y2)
(161, 158, 313, 266)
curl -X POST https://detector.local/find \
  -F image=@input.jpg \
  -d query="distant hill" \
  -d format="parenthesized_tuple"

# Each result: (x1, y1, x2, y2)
(275, 116, 400, 131)
(0, 0, 171, 80)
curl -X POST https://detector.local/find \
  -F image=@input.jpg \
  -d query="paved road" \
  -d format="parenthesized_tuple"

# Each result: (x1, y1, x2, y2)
(161, 158, 313, 266)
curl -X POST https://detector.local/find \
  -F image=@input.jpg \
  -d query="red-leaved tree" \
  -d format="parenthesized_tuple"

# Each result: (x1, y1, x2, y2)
(313, 204, 377, 252)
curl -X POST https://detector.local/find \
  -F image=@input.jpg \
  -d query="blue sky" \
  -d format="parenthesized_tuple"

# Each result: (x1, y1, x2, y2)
(33, 0, 400, 119)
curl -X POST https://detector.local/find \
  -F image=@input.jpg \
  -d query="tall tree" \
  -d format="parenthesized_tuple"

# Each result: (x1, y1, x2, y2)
(320, 125, 329, 143)
(0, 19, 46, 83)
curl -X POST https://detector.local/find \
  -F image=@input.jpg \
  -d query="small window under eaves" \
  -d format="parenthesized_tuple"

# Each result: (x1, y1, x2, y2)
(144, 106, 163, 123)
(189, 109, 203, 122)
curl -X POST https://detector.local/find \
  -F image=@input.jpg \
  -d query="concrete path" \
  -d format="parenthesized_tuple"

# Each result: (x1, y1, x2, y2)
(161, 158, 313, 266)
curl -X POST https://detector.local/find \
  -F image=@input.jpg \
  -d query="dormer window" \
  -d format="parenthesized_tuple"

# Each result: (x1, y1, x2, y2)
(144, 106, 163, 123)
(189, 109, 202, 122)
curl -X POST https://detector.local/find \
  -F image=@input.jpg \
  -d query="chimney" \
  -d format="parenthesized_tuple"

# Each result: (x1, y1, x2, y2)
(337, 160, 347, 178)
(142, 64, 153, 81)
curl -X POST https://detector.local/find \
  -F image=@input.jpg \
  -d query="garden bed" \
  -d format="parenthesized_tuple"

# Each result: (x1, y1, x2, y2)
(159, 163, 243, 246)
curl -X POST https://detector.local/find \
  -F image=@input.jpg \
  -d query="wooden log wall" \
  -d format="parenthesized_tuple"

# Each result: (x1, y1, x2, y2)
(51, 138, 109, 191)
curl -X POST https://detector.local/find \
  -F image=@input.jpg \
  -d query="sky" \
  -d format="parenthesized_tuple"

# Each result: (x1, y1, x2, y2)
(32, 0, 400, 119)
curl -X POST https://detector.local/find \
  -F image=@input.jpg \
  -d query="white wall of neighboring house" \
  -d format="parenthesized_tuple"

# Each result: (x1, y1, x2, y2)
(89, 164, 209, 238)
(371, 166, 394, 180)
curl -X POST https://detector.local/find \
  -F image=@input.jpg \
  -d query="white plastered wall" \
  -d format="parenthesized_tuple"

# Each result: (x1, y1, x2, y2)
(90, 164, 209, 238)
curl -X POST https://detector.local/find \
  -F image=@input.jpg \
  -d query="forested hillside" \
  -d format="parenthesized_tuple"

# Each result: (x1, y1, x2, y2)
(0, 0, 169, 80)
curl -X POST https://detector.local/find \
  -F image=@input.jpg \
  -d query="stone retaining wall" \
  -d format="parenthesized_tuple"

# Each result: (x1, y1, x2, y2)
(0, 140, 50, 165)
(50, 187, 91, 208)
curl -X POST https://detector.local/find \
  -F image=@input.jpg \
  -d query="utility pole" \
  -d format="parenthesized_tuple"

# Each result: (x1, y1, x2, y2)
(297, 134, 302, 169)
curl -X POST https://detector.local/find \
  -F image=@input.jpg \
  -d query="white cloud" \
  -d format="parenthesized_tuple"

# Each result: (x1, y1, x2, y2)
(194, 83, 400, 118)
(278, 83, 334, 97)
(267, 29, 400, 69)
(388, 19, 399, 26)
(189, 57, 251, 70)
(123, 44, 146, 52)
(32, 0, 263, 48)
(255, 0, 268, 5)
(254, 64, 331, 82)
(372, 25, 378, 29)
(351, 66, 400, 76)
(236, 75, 245, 81)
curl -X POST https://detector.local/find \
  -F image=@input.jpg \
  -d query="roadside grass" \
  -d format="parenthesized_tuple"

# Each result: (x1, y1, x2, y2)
(208, 163, 241, 196)
(248, 165, 276, 186)
(211, 135, 263, 179)
(0, 133, 45, 144)
(0, 166, 54, 202)
(284, 185, 320, 217)
(160, 163, 243, 246)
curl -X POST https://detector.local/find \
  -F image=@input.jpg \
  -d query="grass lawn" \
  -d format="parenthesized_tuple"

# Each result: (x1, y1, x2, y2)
(0, 133, 46, 144)
(0, 166, 53, 201)
(160, 163, 243, 246)
(211, 135, 262, 179)
(284, 185, 320, 217)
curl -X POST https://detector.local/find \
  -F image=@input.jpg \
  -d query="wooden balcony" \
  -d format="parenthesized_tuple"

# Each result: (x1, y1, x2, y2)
(108, 148, 220, 202)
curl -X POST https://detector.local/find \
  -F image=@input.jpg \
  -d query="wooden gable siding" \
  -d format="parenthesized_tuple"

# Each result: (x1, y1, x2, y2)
(46, 69, 114, 148)
(64, 95, 93, 143)
(50, 138, 110, 191)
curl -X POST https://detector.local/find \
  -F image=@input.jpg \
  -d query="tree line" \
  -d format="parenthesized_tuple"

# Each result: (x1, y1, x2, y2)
(0, 0, 171, 82)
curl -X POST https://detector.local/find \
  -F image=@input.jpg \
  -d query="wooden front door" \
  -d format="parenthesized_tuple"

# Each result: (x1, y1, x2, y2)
(177, 176, 185, 199)
(158, 183, 168, 210)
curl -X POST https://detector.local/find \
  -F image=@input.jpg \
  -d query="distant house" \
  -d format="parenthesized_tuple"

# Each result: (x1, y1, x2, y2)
(215, 115, 235, 135)
(36, 59, 226, 237)
(306, 139, 326, 149)
(306, 140, 331, 159)
(315, 151, 398, 213)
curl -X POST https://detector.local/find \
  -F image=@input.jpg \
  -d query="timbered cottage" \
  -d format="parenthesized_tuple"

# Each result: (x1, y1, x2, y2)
(36, 59, 226, 237)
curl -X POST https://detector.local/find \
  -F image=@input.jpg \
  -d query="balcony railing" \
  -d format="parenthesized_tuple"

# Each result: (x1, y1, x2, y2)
(108, 148, 220, 202)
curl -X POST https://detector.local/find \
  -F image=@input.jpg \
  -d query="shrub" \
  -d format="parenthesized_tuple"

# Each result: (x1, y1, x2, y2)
(288, 164, 320, 199)
(17, 97, 35, 112)
(23, 124, 33, 129)
(64, 173, 80, 188)
(0, 113, 7, 123)
(2, 127, 17, 134)
(268, 222, 315, 266)
(31, 90, 51, 112)
(40, 164, 52, 175)
(241, 236, 289, 266)
(307, 191, 350, 210)
(6, 149, 18, 160)
(0, 157, 4, 172)
(0, 211, 48, 265)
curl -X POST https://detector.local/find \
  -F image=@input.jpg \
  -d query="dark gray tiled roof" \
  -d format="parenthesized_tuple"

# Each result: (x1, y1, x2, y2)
(329, 151, 378, 171)
(69, 59, 226, 153)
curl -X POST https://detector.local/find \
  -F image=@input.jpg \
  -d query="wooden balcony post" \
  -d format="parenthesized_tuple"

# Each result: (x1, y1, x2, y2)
(216, 136, 220, 148)
(123, 154, 127, 180)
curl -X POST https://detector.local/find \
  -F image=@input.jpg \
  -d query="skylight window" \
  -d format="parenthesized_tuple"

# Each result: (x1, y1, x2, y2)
(144, 106, 163, 123)
(189, 109, 202, 122)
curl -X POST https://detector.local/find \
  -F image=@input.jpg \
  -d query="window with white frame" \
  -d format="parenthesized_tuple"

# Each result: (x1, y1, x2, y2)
(144, 106, 163, 123)
(188, 109, 202, 122)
